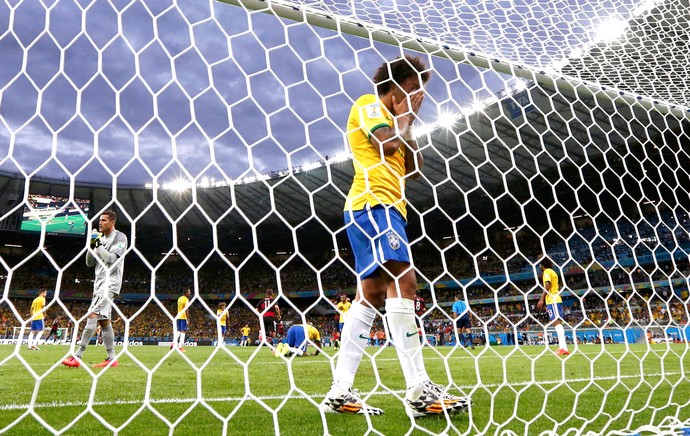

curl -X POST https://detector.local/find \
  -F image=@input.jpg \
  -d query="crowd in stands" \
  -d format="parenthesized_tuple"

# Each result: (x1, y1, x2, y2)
(1, 208, 690, 344)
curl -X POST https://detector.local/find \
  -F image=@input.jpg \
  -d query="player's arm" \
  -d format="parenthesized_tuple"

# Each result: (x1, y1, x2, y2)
(86, 240, 97, 268)
(370, 93, 423, 157)
(403, 136, 424, 180)
(92, 245, 119, 265)
(275, 304, 281, 320)
(311, 340, 322, 356)
(94, 233, 127, 266)
(537, 280, 551, 309)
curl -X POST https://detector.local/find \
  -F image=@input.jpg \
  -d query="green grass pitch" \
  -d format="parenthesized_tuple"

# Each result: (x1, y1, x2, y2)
(0, 344, 689, 435)
(20, 214, 86, 234)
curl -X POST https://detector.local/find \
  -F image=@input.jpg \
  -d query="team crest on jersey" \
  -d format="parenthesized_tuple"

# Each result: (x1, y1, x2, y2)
(365, 103, 382, 119)
(115, 242, 124, 250)
(387, 231, 400, 250)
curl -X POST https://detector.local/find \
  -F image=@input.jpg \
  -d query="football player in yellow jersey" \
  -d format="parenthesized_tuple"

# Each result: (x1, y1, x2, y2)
(323, 55, 470, 418)
(28, 289, 47, 350)
(216, 302, 228, 347)
(172, 289, 191, 352)
(336, 294, 351, 332)
(537, 257, 569, 356)
(240, 325, 251, 347)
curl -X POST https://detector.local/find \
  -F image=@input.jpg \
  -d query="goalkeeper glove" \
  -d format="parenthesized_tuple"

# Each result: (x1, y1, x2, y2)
(90, 230, 103, 248)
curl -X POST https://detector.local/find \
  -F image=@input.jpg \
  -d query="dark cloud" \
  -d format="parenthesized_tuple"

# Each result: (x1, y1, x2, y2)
(1, 0, 630, 185)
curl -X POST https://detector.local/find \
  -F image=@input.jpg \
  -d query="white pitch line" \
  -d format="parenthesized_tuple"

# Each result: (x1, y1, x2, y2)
(0, 371, 685, 412)
(0, 348, 687, 368)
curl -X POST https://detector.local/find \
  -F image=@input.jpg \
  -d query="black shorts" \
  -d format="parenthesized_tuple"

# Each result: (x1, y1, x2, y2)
(263, 316, 276, 332)
(455, 315, 471, 330)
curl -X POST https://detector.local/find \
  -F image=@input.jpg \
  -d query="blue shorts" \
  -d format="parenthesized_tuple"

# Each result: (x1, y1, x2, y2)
(338, 322, 344, 332)
(221, 326, 226, 335)
(455, 315, 471, 330)
(344, 205, 411, 279)
(176, 319, 188, 331)
(31, 320, 44, 331)
(547, 303, 564, 322)
(241, 335, 249, 341)
(286, 325, 308, 353)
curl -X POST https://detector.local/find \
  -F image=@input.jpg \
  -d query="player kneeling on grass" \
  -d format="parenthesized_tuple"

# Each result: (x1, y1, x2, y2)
(62, 210, 127, 369)
(321, 55, 471, 418)
(276, 322, 322, 357)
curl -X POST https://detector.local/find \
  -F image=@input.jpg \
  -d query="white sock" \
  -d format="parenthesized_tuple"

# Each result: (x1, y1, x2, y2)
(27, 332, 35, 347)
(385, 298, 428, 390)
(179, 332, 186, 347)
(288, 346, 304, 356)
(34, 331, 43, 346)
(555, 324, 567, 350)
(173, 331, 180, 348)
(333, 301, 376, 391)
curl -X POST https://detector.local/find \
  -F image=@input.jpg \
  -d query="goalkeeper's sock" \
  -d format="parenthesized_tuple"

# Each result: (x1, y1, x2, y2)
(179, 332, 186, 347)
(555, 324, 567, 350)
(27, 332, 35, 348)
(458, 332, 465, 346)
(385, 298, 427, 390)
(333, 301, 376, 391)
(34, 331, 43, 346)
(76, 318, 98, 358)
(102, 323, 115, 360)
(467, 331, 473, 345)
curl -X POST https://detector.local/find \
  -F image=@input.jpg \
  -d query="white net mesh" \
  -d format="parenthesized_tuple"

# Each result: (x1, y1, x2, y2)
(0, 0, 689, 434)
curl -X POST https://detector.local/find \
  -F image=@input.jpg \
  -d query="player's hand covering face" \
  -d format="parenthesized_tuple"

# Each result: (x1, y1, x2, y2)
(391, 76, 423, 118)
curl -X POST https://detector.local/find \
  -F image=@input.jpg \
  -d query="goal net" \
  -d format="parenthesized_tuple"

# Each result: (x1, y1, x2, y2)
(0, 0, 689, 434)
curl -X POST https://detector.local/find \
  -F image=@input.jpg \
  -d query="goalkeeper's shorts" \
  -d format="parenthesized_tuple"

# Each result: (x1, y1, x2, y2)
(88, 291, 116, 320)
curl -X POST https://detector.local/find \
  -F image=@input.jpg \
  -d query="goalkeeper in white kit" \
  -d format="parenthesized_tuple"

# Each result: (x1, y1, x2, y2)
(62, 210, 128, 368)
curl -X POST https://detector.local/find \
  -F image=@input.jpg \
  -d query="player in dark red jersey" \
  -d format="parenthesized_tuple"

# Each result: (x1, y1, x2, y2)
(45, 317, 62, 344)
(257, 289, 281, 343)
(414, 291, 427, 344)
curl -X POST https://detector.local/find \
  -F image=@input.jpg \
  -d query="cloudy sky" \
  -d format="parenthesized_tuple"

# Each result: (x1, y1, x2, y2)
(0, 0, 645, 185)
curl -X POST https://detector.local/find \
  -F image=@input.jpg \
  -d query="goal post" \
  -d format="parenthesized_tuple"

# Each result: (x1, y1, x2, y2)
(0, 0, 689, 434)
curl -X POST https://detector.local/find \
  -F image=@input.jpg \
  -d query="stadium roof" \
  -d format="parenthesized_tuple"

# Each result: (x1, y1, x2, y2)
(1, 78, 687, 257)
(562, 0, 690, 109)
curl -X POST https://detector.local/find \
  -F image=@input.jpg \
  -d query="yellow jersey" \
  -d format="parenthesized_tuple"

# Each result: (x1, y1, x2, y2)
(336, 301, 351, 322)
(177, 296, 189, 320)
(344, 94, 408, 219)
(542, 268, 562, 304)
(307, 325, 321, 342)
(241, 326, 251, 336)
(30, 296, 46, 320)
(217, 309, 227, 326)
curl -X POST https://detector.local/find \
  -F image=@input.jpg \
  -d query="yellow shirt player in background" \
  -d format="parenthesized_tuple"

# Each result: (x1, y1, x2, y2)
(336, 294, 351, 332)
(537, 257, 569, 356)
(217, 302, 228, 347)
(28, 288, 47, 350)
(173, 289, 191, 352)
(277, 322, 322, 357)
(240, 325, 251, 347)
